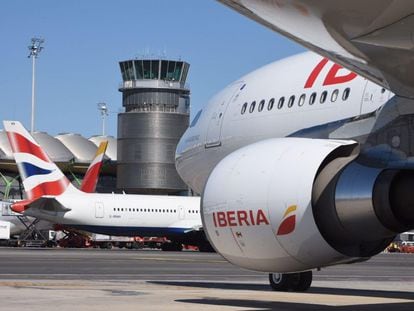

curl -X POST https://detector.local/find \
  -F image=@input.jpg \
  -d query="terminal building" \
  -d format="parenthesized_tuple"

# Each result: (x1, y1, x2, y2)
(117, 59, 190, 194)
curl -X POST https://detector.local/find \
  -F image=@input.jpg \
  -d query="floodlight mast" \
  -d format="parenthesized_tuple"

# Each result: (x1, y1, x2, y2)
(28, 37, 45, 134)
(97, 102, 109, 136)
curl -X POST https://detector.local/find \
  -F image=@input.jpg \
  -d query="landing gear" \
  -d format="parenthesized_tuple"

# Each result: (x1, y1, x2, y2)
(268, 271, 312, 292)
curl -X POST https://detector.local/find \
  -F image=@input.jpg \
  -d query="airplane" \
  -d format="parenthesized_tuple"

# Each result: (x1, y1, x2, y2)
(175, 1, 414, 291)
(0, 140, 109, 238)
(4, 121, 210, 251)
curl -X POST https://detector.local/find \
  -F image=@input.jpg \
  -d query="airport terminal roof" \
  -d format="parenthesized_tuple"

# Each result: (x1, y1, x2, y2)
(0, 130, 117, 166)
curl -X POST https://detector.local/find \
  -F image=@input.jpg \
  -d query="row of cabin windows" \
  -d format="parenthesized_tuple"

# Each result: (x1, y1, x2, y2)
(241, 88, 351, 115)
(112, 207, 199, 214)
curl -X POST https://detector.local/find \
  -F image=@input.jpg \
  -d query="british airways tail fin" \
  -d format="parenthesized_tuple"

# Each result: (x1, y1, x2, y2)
(80, 140, 108, 193)
(3, 121, 80, 199)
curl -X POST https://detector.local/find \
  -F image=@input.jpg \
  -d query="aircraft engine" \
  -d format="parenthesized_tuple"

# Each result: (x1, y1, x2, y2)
(202, 138, 414, 272)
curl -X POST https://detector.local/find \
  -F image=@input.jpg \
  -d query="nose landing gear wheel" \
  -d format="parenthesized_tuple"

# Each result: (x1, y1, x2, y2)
(269, 271, 312, 292)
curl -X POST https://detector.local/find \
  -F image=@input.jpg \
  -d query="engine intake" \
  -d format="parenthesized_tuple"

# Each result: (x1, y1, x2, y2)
(313, 161, 414, 257)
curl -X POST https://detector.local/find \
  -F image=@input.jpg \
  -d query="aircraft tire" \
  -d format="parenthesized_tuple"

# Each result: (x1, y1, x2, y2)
(288, 271, 313, 292)
(268, 273, 290, 291)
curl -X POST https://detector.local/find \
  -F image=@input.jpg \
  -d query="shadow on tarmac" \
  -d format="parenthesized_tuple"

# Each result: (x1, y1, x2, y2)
(149, 281, 414, 301)
(174, 299, 414, 311)
(150, 281, 414, 310)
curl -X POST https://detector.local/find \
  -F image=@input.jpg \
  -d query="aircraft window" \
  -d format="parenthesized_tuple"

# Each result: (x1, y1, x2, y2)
(190, 109, 202, 127)
(249, 101, 256, 113)
(121, 208, 124, 211)
(309, 92, 316, 105)
(163, 209, 165, 213)
(267, 98, 275, 110)
(320, 91, 327, 104)
(381, 88, 386, 94)
(342, 88, 351, 101)
(277, 97, 285, 109)
(151, 209, 154, 212)
(298, 94, 306, 107)
(240, 84, 246, 90)
(241, 103, 247, 114)
(287, 95, 295, 108)
(174, 210, 176, 213)
(331, 89, 339, 102)
(258, 100, 265, 112)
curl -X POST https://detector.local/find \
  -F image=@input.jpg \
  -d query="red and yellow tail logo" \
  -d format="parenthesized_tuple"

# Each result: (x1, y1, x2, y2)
(277, 205, 297, 236)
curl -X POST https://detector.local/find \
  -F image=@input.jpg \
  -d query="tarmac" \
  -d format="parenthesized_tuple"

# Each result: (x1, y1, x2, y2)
(0, 248, 413, 310)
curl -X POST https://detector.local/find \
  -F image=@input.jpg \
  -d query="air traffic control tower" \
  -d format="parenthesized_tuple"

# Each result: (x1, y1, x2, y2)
(117, 59, 190, 194)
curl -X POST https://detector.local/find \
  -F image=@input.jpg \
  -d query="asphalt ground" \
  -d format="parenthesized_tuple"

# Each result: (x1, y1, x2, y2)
(0, 248, 413, 310)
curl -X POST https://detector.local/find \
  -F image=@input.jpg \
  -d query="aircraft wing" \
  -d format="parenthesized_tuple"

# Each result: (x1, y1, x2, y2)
(218, 0, 414, 97)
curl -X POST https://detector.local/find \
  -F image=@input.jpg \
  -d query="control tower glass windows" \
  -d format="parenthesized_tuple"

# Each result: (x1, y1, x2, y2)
(161, 61, 168, 80)
(120, 62, 127, 81)
(120, 59, 189, 84)
(143, 60, 151, 79)
(124, 61, 134, 80)
(181, 63, 189, 84)
(151, 60, 159, 79)
(134, 60, 143, 80)
(174, 62, 183, 81)
(167, 62, 175, 80)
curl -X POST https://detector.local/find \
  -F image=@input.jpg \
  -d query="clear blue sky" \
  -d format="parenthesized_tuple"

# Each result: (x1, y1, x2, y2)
(0, 0, 304, 137)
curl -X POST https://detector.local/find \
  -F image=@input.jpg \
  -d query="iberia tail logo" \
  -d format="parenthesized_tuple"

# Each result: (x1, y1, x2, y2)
(277, 205, 297, 236)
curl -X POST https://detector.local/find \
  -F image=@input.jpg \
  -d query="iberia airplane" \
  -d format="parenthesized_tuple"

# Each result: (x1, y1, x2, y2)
(175, 1, 414, 291)
(4, 121, 209, 251)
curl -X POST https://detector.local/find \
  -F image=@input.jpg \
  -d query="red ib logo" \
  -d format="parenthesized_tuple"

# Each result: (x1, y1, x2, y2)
(304, 58, 357, 89)
(277, 205, 297, 236)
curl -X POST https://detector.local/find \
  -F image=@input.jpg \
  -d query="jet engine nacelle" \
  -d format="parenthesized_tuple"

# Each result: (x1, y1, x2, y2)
(202, 138, 414, 272)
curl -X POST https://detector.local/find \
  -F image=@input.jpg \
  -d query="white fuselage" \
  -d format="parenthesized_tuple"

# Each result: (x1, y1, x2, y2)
(24, 192, 201, 239)
(176, 52, 392, 193)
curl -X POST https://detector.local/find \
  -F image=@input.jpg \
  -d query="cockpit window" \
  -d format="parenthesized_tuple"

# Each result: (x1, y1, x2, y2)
(190, 109, 202, 127)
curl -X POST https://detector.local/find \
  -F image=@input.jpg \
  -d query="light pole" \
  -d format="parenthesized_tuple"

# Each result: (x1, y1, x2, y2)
(28, 37, 45, 134)
(97, 102, 109, 136)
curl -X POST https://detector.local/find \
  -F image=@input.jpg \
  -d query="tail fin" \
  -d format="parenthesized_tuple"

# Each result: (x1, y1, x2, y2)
(80, 141, 108, 193)
(3, 121, 79, 199)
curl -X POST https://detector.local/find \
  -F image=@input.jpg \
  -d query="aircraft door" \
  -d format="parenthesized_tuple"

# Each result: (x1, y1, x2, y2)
(205, 82, 244, 148)
(95, 202, 104, 218)
(361, 80, 389, 115)
(178, 205, 185, 220)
